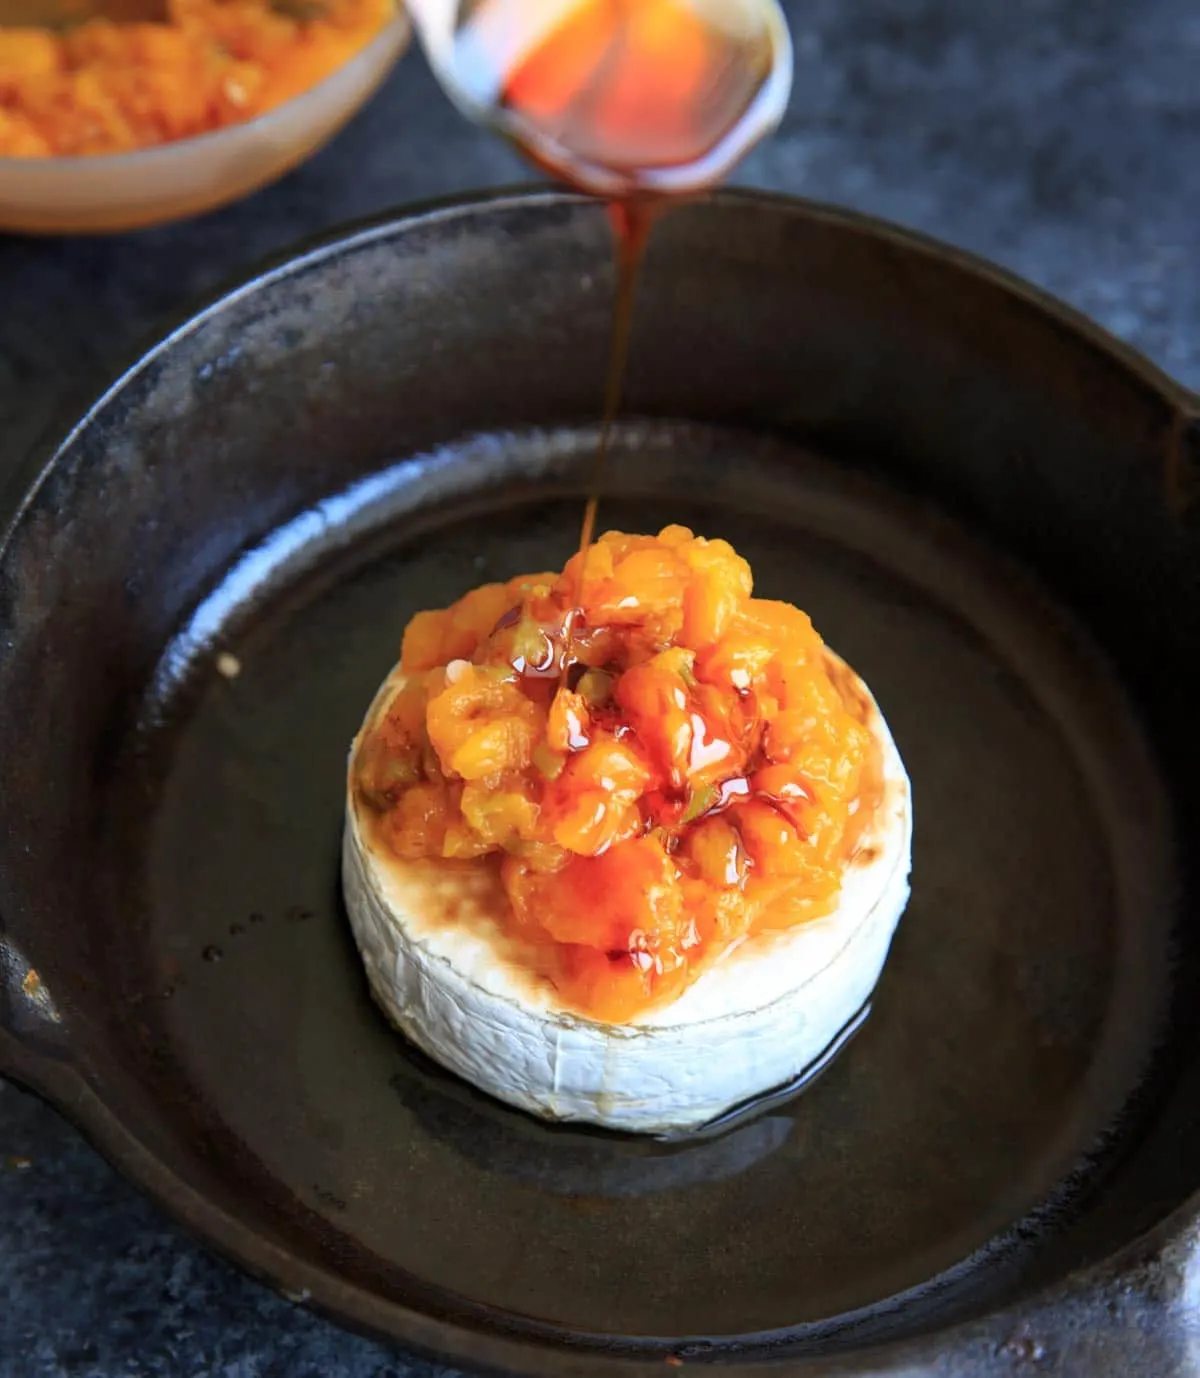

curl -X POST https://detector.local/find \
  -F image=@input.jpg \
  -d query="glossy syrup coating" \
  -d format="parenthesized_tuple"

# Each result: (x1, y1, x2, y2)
(355, 526, 882, 1022)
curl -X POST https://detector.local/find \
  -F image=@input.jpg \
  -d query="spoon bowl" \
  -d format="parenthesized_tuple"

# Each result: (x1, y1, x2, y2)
(405, 0, 793, 195)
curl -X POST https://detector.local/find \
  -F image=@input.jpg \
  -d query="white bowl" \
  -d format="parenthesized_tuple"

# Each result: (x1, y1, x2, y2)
(0, 9, 410, 234)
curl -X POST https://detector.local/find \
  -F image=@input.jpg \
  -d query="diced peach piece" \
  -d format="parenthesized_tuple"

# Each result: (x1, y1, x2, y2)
(551, 789, 641, 856)
(379, 782, 455, 860)
(734, 799, 810, 875)
(683, 815, 745, 889)
(682, 534, 753, 596)
(546, 688, 589, 754)
(614, 661, 692, 778)
(681, 569, 739, 647)
(448, 717, 536, 781)
(563, 736, 653, 795)
(460, 784, 539, 848)
(507, 836, 684, 951)
(693, 630, 775, 691)
(401, 609, 449, 673)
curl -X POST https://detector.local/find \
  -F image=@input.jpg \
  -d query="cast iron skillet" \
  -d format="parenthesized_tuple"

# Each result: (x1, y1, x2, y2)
(1, 189, 1199, 1377)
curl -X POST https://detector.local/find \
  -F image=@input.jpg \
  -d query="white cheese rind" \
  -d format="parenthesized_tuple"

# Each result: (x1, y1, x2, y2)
(342, 654, 912, 1134)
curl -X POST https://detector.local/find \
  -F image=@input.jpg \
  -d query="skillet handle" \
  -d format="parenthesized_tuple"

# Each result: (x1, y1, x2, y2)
(0, 932, 77, 1100)
(1170, 403, 1200, 516)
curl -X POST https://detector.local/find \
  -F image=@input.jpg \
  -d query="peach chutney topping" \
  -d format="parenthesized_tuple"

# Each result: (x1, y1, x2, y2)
(356, 526, 882, 1023)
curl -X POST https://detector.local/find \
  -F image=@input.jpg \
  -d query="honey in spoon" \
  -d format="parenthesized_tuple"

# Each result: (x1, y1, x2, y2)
(407, 0, 792, 196)
(404, 0, 793, 606)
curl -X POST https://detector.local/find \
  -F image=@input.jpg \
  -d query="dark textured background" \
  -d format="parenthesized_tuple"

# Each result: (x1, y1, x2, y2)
(1, 0, 1198, 1373)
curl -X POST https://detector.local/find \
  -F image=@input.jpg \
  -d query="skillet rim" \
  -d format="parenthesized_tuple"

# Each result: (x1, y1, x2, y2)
(1, 185, 1198, 1376)
(2, 182, 1196, 555)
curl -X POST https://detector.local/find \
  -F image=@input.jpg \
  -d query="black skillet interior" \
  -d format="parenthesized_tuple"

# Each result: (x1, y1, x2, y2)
(1, 190, 1199, 1377)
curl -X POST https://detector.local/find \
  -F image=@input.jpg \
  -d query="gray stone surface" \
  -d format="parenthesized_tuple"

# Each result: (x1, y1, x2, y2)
(1, 0, 1197, 1373)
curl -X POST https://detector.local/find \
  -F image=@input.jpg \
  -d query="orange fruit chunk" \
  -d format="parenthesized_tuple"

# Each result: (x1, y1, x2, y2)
(0, 0, 392, 157)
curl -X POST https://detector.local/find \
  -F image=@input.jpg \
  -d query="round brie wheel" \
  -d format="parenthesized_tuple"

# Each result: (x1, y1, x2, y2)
(343, 650, 912, 1135)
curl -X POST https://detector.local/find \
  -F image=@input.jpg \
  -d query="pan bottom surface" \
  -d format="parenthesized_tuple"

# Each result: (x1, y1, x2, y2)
(121, 422, 1174, 1351)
